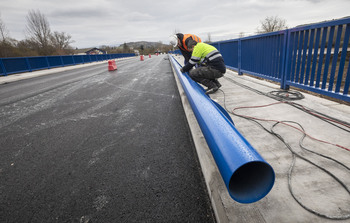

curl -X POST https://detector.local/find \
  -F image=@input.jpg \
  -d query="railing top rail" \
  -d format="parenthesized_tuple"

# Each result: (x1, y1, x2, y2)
(211, 39, 239, 45)
(241, 30, 287, 41)
(0, 53, 135, 60)
(289, 17, 350, 32)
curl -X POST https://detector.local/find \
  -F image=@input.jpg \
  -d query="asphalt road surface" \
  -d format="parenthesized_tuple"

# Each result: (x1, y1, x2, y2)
(0, 55, 216, 222)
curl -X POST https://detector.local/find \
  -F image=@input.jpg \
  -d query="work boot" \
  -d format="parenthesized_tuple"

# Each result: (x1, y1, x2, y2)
(205, 81, 219, 94)
(214, 79, 222, 88)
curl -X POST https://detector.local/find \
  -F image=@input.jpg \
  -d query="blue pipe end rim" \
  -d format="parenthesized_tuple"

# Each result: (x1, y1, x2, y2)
(229, 161, 275, 203)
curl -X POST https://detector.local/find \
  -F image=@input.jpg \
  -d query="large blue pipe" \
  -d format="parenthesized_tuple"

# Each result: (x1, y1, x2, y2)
(169, 54, 275, 203)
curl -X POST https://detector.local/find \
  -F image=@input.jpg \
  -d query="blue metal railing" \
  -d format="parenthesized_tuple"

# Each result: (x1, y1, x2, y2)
(0, 53, 135, 76)
(212, 17, 350, 102)
(283, 19, 350, 101)
(170, 17, 350, 102)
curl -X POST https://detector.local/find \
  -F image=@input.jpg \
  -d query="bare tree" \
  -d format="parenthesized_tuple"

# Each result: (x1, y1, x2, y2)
(1, 10, 74, 57)
(257, 16, 287, 34)
(206, 33, 212, 43)
(25, 10, 51, 49)
(122, 42, 129, 53)
(0, 13, 15, 57)
(140, 45, 144, 54)
(0, 12, 9, 42)
(50, 31, 74, 53)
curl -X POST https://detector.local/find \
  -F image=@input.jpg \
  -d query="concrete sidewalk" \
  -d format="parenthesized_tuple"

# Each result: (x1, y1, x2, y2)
(171, 55, 350, 223)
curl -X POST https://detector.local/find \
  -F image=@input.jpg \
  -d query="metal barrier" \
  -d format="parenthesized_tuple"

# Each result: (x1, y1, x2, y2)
(168, 18, 350, 102)
(284, 18, 350, 101)
(169, 54, 275, 203)
(0, 53, 135, 76)
(212, 17, 350, 102)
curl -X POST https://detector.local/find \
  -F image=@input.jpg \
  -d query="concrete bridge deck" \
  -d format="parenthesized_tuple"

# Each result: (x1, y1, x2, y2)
(172, 54, 350, 223)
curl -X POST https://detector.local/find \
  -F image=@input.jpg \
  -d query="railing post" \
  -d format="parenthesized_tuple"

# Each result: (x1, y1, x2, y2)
(25, 58, 32, 72)
(0, 58, 7, 76)
(281, 29, 290, 90)
(45, 57, 51, 69)
(60, 56, 64, 67)
(238, 39, 242, 75)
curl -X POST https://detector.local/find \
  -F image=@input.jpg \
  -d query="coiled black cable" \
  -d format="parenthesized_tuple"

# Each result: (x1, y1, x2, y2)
(217, 81, 350, 220)
(224, 76, 350, 133)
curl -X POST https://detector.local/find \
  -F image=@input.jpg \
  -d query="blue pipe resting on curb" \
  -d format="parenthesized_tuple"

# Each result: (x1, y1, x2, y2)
(169, 54, 275, 204)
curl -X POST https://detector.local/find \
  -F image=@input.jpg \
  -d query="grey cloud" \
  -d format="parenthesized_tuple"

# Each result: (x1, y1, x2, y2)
(50, 9, 110, 18)
(1, 0, 349, 48)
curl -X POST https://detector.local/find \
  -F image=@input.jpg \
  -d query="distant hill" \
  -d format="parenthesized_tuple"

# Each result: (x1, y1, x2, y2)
(120, 41, 169, 49)
(76, 41, 169, 51)
(74, 41, 172, 55)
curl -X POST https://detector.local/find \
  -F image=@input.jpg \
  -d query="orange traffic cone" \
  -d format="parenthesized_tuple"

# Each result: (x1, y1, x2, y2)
(149, 54, 151, 58)
(108, 60, 117, 71)
(140, 55, 144, 61)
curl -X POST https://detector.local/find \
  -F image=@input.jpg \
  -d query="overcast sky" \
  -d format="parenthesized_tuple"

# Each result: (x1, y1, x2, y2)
(1, 0, 349, 49)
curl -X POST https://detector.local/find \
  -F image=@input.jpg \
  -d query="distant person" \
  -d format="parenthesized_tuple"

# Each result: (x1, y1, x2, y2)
(169, 33, 201, 65)
(180, 40, 226, 94)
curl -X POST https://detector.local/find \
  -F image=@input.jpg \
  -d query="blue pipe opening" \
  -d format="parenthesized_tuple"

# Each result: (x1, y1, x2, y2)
(229, 161, 275, 203)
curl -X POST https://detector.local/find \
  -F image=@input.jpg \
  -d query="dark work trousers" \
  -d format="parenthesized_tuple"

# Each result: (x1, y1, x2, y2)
(189, 66, 224, 88)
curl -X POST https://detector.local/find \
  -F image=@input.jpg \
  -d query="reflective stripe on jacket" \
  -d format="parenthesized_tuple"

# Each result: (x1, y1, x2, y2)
(189, 43, 221, 65)
(182, 42, 226, 74)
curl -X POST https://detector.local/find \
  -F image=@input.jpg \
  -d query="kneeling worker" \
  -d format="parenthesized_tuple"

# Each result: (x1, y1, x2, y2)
(180, 40, 226, 94)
